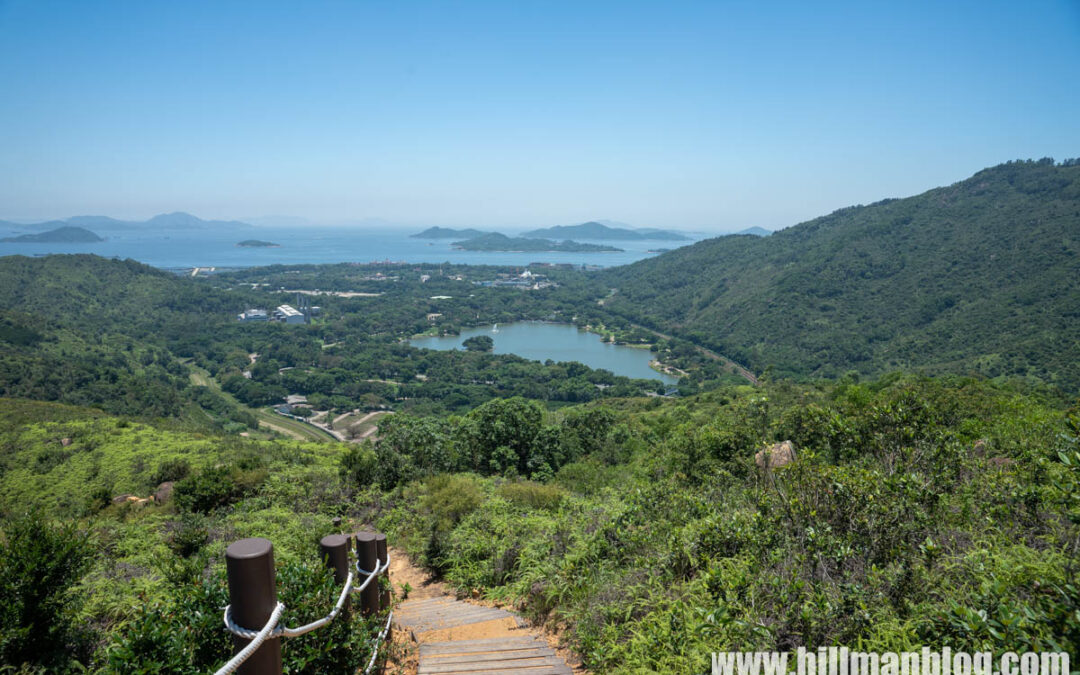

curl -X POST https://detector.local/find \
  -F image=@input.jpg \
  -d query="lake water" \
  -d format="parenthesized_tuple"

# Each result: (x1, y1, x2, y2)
(410, 322, 678, 384)
(0, 225, 695, 270)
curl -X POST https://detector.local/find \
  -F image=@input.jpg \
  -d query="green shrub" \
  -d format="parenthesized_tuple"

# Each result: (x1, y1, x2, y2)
(0, 514, 93, 672)
(151, 458, 191, 485)
(174, 467, 238, 513)
(497, 480, 565, 511)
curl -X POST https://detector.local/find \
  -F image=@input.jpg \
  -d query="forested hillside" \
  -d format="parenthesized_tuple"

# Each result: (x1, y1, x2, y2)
(601, 160, 1080, 391)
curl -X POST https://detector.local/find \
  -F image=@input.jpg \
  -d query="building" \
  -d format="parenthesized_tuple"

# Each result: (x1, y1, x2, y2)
(274, 304, 306, 324)
(237, 308, 269, 322)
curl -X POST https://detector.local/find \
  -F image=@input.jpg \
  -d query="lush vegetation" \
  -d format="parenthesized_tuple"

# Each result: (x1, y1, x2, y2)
(602, 160, 1080, 392)
(5, 372, 1073, 672)
(0, 398, 390, 673)
(370, 376, 1080, 672)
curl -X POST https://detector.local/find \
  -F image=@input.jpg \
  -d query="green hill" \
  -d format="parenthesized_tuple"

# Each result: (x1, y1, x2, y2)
(410, 226, 492, 238)
(600, 159, 1080, 391)
(1, 226, 103, 242)
(453, 232, 622, 252)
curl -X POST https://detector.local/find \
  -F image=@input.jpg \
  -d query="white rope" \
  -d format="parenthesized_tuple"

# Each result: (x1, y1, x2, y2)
(363, 610, 394, 675)
(213, 601, 285, 675)
(352, 552, 390, 594)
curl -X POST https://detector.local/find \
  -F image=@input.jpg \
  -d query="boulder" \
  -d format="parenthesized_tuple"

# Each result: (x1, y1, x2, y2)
(111, 493, 134, 505)
(61, 437, 72, 447)
(755, 441, 797, 469)
(154, 481, 175, 504)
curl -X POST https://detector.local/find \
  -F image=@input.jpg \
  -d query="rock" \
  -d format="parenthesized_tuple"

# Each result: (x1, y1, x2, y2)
(973, 439, 988, 456)
(988, 456, 1015, 468)
(112, 494, 134, 505)
(154, 481, 175, 503)
(755, 441, 797, 469)
(61, 437, 72, 447)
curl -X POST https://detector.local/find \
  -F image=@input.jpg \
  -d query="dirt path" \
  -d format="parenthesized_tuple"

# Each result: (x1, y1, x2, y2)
(386, 547, 585, 675)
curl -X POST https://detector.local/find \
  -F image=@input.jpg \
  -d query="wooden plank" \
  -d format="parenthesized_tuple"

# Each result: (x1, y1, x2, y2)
(424, 648, 555, 665)
(401, 611, 512, 628)
(400, 598, 455, 608)
(420, 664, 571, 675)
(401, 606, 510, 621)
(399, 608, 507, 621)
(420, 637, 543, 655)
(401, 608, 510, 623)
(400, 607, 509, 622)
(419, 655, 567, 674)
(408, 614, 516, 632)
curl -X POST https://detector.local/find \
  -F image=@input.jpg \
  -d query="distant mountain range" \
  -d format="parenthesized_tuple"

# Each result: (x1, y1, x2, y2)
(1, 226, 104, 243)
(0, 212, 253, 232)
(452, 233, 622, 253)
(523, 221, 689, 241)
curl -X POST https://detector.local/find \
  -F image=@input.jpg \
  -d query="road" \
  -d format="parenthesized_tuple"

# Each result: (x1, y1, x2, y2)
(632, 323, 760, 386)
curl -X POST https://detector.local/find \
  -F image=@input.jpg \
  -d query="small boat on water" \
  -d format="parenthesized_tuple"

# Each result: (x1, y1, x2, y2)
(492, 323, 499, 333)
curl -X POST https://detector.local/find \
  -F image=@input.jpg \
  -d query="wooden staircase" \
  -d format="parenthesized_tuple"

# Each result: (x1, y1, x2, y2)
(395, 597, 573, 675)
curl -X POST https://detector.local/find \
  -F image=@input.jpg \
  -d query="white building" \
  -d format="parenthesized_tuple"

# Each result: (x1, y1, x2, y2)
(274, 304, 306, 324)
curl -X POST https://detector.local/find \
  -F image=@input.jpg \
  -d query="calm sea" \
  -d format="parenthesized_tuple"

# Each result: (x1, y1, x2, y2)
(0, 226, 696, 270)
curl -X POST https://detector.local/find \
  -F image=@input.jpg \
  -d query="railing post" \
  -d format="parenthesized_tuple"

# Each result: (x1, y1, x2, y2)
(225, 538, 283, 675)
(354, 532, 379, 616)
(320, 534, 350, 613)
(374, 532, 389, 610)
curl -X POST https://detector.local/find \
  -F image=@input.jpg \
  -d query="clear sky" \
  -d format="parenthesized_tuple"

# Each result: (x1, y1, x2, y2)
(1, 0, 1077, 231)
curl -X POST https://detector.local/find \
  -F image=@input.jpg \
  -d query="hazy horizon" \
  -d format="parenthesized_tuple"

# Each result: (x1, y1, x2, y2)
(2, 1, 1078, 229)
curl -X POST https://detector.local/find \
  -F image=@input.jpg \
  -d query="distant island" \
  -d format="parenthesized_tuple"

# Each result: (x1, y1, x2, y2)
(452, 233, 622, 252)
(733, 226, 771, 237)
(411, 226, 493, 239)
(236, 239, 280, 248)
(1, 226, 103, 243)
(523, 221, 689, 241)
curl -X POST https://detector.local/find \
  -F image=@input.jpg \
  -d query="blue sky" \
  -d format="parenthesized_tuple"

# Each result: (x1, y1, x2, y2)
(1, 0, 1077, 230)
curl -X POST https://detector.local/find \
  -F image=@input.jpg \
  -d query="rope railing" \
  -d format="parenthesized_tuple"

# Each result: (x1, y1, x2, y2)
(211, 534, 392, 675)
(213, 601, 285, 675)
(364, 609, 394, 675)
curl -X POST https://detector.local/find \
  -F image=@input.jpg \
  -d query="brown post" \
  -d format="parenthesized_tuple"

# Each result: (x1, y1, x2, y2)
(373, 532, 389, 610)
(320, 534, 350, 613)
(354, 532, 379, 616)
(225, 538, 283, 675)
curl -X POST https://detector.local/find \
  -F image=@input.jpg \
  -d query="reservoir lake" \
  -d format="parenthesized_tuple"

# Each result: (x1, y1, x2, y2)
(410, 322, 678, 385)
